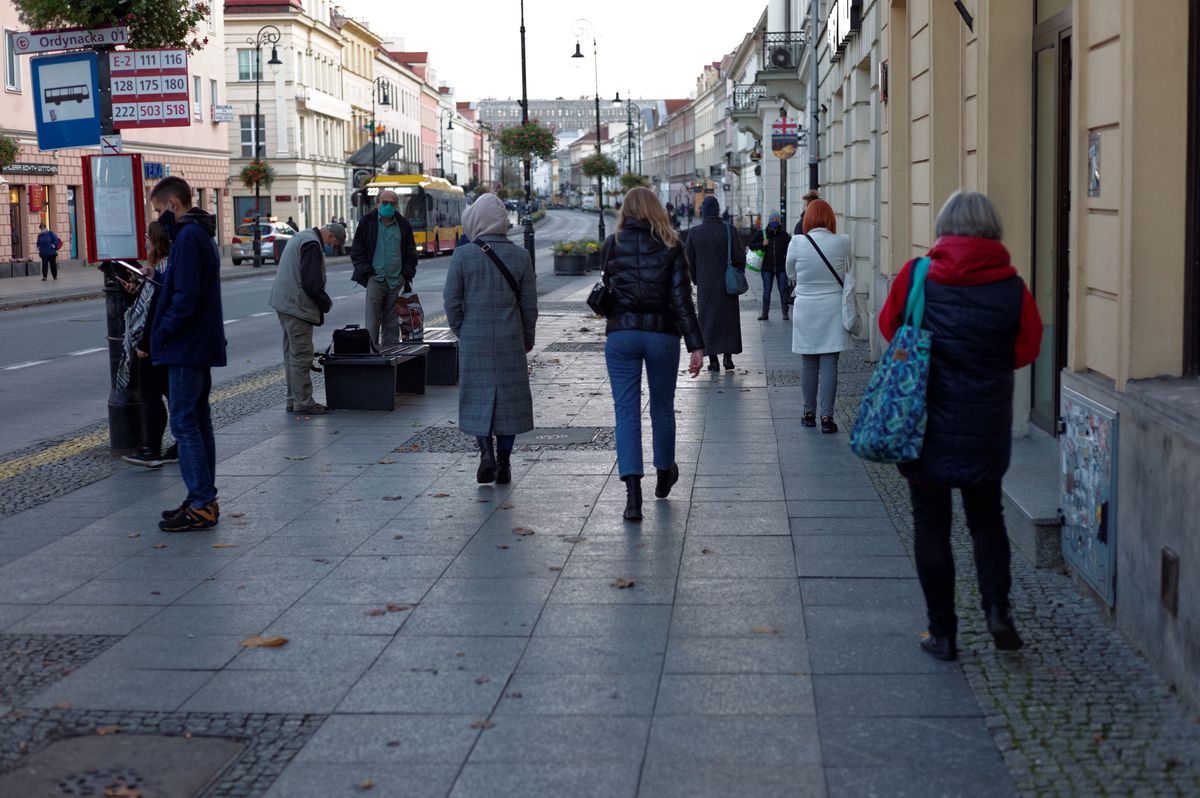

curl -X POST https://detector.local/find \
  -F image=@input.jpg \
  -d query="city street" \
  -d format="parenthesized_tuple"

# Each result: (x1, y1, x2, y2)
(0, 225, 1197, 795)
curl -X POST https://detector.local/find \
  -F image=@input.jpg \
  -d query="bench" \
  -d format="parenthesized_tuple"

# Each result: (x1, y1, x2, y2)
(416, 327, 459, 385)
(322, 343, 429, 411)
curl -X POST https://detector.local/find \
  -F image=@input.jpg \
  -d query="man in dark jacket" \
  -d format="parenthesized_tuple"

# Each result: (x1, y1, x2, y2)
(149, 176, 226, 532)
(270, 223, 343, 415)
(36, 224, 61, 280)
(350, 189, 418, 347)
(758, 211, 792, 321)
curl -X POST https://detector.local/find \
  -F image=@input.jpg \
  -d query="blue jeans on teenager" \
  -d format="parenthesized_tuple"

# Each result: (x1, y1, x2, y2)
(761, 270, 789, 311)
(605, 330, 680, 478)
(168, 365, 217, 508)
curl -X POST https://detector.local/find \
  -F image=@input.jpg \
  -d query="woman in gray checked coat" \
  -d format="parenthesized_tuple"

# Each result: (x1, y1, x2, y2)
(444, 193, 539, 485)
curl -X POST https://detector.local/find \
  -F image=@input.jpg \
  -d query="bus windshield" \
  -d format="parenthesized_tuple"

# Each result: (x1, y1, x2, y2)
(366, 185, 426, 229)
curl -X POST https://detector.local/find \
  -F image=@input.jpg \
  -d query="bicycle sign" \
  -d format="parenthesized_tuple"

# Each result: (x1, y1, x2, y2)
(108, 48, 191, 129)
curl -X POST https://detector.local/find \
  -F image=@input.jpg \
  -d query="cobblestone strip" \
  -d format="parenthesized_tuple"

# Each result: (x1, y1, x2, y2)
(834, 342, 1200, 797)
(0, 708, 326, 797)
(0, 635, 121, 708)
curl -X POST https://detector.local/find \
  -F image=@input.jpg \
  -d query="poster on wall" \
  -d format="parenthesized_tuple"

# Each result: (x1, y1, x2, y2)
(81, 153, 146, 262)
(1060, 387, 1119, 606)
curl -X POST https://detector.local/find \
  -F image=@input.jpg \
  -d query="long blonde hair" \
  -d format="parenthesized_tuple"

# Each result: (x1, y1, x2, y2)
(616, 187, 679, 248)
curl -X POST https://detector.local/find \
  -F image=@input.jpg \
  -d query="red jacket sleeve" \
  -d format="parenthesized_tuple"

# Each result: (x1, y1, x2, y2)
(878, 261, 913, 342)
(1013, 286, 1043, 369)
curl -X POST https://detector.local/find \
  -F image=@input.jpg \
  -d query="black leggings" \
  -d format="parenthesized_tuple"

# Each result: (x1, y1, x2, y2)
(41, 255, 57, 279)
(135, 355, 170, 452)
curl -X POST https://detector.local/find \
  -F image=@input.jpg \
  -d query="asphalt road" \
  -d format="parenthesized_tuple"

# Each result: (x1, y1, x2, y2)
(0, 210, 599, 458)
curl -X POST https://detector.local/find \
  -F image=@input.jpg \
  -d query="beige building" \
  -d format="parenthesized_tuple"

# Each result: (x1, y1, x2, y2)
(0, 0, 230, 261)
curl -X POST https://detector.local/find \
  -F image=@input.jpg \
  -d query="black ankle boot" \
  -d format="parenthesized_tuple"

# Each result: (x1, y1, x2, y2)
(723, 354, 735, 370)
(495, 449, 512, 485)
(476, 437, 496, 484)
(757, 307, 769, 321)
(708, 356, 719, 372)
(623, 476, 643, 521)
(919, 632, 958, 661)
(986, 605, 1024, 651)
(782, 306, 790, 320)
(655, 463, 679, 499)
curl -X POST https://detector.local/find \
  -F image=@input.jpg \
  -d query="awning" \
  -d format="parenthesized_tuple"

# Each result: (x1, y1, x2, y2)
(346, 141, 401, 167)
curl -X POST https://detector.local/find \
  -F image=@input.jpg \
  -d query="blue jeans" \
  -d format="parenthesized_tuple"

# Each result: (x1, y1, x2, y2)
(761, 270, 789, 311)
(605, 330, 680, 478)
(168, 365, 217, 507)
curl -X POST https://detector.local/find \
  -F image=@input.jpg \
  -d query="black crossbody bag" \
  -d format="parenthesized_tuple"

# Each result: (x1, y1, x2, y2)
(586, 236, 617, 316)
(803, 233, 844, 287)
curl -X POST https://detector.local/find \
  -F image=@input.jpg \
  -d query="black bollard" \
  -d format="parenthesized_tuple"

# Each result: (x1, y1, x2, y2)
(101, 261, 141, 450)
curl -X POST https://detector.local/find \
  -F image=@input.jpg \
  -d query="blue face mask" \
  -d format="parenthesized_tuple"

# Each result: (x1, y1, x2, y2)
(323, 244, 333, 256)
(378, 203, 396, 219)
(767, 221, 780, 231)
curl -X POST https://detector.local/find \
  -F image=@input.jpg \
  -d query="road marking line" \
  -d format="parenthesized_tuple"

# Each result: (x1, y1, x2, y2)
(67, 347, 107, 356)
(224, 319, 239, 325)
(251, 312, 272, 317)
(0, 366, 286, 482)
(2, 360, 48, 370)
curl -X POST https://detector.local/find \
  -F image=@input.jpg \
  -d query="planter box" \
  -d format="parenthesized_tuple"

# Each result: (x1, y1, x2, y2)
(585, 252, 600, 272)
(553, 254, 587, 275)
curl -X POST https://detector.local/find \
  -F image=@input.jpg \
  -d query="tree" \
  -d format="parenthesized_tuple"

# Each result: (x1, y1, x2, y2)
(14, 0, 212, 52)
(0, 134, 18, 169)
(581, 153, 620, 179)
(619, 172, 648, 192)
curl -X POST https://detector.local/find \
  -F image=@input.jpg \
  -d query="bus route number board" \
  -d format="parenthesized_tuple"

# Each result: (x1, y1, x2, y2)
(110, 49, 191, 129)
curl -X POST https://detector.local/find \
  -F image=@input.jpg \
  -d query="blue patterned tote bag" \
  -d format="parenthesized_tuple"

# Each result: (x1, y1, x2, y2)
(849, 257, 932, 463)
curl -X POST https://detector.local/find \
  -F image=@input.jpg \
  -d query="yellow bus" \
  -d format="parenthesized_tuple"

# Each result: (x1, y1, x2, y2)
(360, 175, 466, 256)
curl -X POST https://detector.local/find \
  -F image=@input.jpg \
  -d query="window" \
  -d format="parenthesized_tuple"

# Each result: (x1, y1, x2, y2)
(193, 75, 202, 119)
(5, 31, 20, 91)
(240, 115, 265, 158)
(210, 78, 218, 108)
(237, 49, 261, 81)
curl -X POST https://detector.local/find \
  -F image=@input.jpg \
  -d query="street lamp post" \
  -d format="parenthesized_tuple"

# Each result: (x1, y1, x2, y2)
(613, 93, 642, 177)
(371, 77, 391, 178)
(571, 19, 604, 241)
(518, 0, 536, 265)
(438, 109, 453, 180)
(248, 25, 281, 268)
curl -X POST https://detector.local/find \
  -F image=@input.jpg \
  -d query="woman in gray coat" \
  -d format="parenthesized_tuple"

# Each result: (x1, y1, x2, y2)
(444, 194, 538, 484)
(686, 195, 745, 371)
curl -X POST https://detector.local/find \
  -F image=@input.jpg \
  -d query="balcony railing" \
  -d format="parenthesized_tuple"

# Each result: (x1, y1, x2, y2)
(731, 84, 767, 115)
(761, 32, 807, 73)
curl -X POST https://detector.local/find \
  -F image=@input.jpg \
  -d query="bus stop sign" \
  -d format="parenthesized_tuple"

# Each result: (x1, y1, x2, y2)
(31, 51, 101, 151)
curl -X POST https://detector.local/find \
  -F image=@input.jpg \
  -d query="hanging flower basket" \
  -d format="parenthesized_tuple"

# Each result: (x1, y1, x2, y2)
(240, 160, 276, 190)
(499, 120, 557, 160)
(0, 133, 18, 169)
(581, 153, 620, 179)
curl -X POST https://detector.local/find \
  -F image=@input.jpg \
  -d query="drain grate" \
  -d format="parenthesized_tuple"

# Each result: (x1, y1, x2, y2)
(58, 766, 146, 796)
(543, 342, 606, 352)
(537, 301, 595, 314)
(401, 425, 615, 453)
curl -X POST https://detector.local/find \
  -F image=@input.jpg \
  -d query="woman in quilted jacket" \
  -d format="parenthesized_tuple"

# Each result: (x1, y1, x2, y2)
(601, 187, 706, 521)
(878, 190, 1043, 662)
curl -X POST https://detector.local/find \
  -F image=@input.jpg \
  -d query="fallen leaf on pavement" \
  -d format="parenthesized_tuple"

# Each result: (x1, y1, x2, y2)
(496, 544, 509, 550)
(385, 604, 411, 613)
(474, 676, 490, 684)
(95, 725, 122, 736)
(17, 741, 28, 752)
(512, 527, 535, 536)
(378, 459, 396, 465)
(469, 719, 495, 730)
(240, 635, 288, 648)
(751, 627, 780, 635)
(385, 740, 401, 748)
(364, 608, 387, 617)
(53, 701, 71, 710)
(284, 455, 307, 461)
(430, 492, 450, 498)
(382, 495, 404, 501)
(612, 578, 635, 589)
(561, 536, 587, 544)
(548, 566, 562, 572)
(153, 543, 168, 549)
(393, 534, 404, 540)
(210, 543, 238, 549)
(701, 548, 714, 555)
(499, 503, 514, 510)
(230, 512, 246, 518)
(103, 787, 140, 798)
(127, 532, 140, 539)
(359, 778, 375, 791)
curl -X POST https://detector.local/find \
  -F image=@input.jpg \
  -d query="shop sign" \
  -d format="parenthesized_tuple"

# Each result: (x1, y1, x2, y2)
(211, 104, 235, 123)
(2, 163, 58, 175)
(143, 161, 167, 180)
(28, 184, 46, 212)
(771, 116, 800, 160)
(275, 196, 292, 202)
(10, 25, 129, 56)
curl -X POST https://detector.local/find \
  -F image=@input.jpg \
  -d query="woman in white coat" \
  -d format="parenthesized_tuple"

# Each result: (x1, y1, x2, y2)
(785, 199, 854, 433)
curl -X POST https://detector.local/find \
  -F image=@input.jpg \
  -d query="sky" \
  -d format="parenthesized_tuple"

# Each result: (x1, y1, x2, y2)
(333, 0, 766, 103)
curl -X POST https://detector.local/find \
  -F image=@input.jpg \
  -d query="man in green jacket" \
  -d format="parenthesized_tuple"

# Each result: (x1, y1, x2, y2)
(269, 222, 345, 414)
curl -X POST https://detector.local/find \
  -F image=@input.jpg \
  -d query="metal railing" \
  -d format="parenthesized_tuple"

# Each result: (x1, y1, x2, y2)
(731, 84, 767, 115)
(761, 32, 807, 73)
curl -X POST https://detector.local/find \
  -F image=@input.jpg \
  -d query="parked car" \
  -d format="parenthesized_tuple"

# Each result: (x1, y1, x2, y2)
(231, 222, 295, 265)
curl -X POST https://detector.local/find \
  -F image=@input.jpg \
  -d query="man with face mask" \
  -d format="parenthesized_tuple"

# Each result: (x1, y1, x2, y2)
(759, 210, 792, 321)
(349, 188, 418, 347)
(147, 176, 226, 532)
(269, 222, 344, 414)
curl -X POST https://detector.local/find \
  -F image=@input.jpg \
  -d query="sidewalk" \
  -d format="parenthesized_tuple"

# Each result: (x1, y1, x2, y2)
(0, 277, 1197, 796)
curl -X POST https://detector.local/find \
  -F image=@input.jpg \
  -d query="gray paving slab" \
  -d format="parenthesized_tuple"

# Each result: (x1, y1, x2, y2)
(338, 669, 507, 715)
(296, 574, 435, 605)
(450, 762, 641, 798)
(324, 553, 454, 580)
(818, 715, 1004, 768)
(181, 668, 359, 713)
(813, 674, 983, 717)
(293, 713, 479, 764)
(85, 634, 244, 671)
(655, 674, 816, 716)
(532, 604, 672, 639)
(373, 635, 527, 673)
(807, 634, 962, 675)
(27, 665, 212, 711)
(646, 714, 821, 766)
(263, 603, 409, 636)
(787, 499, 890, 518)
(680, 553, 799, 579)
(228, 633, 388, 673)
(664, 636, 810, 674)
(130, 603, 288, 636)
(7, 604, 162, 635)
(174, 575, 322, 605)
(0, 603, 37, 630)
(799, 577, 926, 608)
(669, 604, 806, 638)
(675, 577, 801, 606)
(422, 576, 558, 605)
(494, 672, 660, 716)
(638, 761, 827, 798)
(557, 555, 680, 579)
(263, 762, 459, 798)
(824, 766, 1017, 798)
(517, 636, 665, 674)
(468, 715, 650, 763)
(399, 602, 543, 637)
(547, 576, 676, 605)
(682, 535, 796, 558)
(804, 605, 928, 638)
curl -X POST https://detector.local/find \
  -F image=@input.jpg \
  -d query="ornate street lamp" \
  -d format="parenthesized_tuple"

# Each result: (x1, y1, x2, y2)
(247, 24, 281, 268)
(371, 77, 391, 177)
(571, 19, 604, 241)
(613, 92, 642, 176)
(439, 109, 454, 180)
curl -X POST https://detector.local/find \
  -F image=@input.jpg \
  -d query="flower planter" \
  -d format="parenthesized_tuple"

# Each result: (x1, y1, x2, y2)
(553, 254, 587, 275)
(585, 252, 600, 272)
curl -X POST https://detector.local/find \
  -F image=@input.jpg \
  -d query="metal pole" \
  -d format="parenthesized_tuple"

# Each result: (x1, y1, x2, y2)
(808, 0, 820, 191)
(519, 0, 536, 265)
(780, 106, 788, 232)
(593, 35, 604, 241)
(371, 81, 376, 177)
(626, 101, 632, 175)
(253, 44, 262, 268)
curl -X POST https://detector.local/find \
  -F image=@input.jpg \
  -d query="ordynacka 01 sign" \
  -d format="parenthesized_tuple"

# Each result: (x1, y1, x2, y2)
(11, 25, 129, 56)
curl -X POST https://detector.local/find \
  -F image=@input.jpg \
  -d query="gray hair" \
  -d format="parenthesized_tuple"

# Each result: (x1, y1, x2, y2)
(934, 190, 1004, 240)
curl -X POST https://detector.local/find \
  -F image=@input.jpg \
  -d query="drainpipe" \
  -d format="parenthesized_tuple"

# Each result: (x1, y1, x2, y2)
(808, 0, 820, 190)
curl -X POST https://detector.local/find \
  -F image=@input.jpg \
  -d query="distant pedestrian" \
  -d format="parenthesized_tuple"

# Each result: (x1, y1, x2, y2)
(350, 189, 418, 347)
(785, 199, 852, 433)
(600, 186, 705, 521)
(878, 190, 1042, 662)
(686, 195, 744, 371)
(120, 221, 176, 469)
(793, 189, 821, 235)
(36, 223, 61, 280)
(758, 211, 791, 321)
(148, 176, 226, 532)
(444, 193, 538, 486)
(269, 222, 343, 415)
(686, 202, 695, 226)
(286, 216, 298, 232)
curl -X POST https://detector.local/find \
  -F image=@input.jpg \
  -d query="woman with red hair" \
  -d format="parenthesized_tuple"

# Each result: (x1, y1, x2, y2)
(785, 199, 855, 433)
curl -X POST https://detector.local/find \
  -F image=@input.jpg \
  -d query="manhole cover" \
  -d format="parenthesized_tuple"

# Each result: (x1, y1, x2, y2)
(515, 427, 599, 445)
(0, 734, 244, 797)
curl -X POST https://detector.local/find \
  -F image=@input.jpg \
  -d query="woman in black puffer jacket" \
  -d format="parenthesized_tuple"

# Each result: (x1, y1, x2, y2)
(601, 187, 706, 521)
